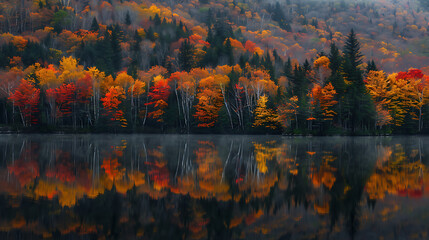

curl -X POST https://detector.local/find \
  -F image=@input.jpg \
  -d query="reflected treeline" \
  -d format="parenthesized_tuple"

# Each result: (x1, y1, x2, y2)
(0, 135, 428, 239)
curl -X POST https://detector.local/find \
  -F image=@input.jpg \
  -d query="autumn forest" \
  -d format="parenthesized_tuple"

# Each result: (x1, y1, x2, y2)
(2, 0, 429, 134)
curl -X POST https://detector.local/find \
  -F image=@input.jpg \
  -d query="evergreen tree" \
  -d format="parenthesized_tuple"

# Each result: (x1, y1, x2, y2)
(153, 13, 161, 26)
(263, 51, 275, 82)
(283, 57, 292, 78)
(206, 27, 214, 45)
(239, 54, 247, 69)
(125, 11, 131, 26)
(342, 29, 374, 133)
(178, 39, 195, 72)
(145, 27, 155, 41)
(224, 38, 234, 65)
(110, 25, 123, 72)
(366, 60, 378, 73)
(250, 53, 260, 67)
(328, 43, 346, 94)
(328, 43, 341, 73)
(290, 64, 310, 129)
(90, 17, 99, 32)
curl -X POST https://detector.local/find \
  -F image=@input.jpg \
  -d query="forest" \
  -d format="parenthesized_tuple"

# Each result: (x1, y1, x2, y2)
(1, 0, 429, 134)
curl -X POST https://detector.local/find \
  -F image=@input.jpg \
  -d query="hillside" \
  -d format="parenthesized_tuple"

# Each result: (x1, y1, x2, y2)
(1, 0, 429, 134)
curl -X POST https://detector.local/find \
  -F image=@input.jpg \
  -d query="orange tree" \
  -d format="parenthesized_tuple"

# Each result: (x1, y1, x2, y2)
(101, 86, 127, 128)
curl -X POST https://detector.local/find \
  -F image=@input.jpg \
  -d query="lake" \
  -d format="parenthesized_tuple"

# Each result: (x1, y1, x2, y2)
(0, 135, 428, 239)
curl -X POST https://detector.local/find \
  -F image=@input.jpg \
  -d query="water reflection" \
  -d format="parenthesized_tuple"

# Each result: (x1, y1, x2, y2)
(0, 135, 428, 239)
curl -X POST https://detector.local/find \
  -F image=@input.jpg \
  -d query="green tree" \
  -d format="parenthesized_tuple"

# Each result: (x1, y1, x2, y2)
(125, 11, 131, 26)
(90, 17, 99, 32)
(342, 30, 374, 133)
(52, 10, 70, 33)
(178, 39, 195, 72)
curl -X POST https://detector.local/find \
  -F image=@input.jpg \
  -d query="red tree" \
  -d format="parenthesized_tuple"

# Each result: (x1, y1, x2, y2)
(146, 76, 171, 123)
(9, 79, 40, 126)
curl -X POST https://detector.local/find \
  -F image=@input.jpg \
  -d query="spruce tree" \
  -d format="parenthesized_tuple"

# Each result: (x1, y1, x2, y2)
(283, 57, 292, 78)
(342, 29, 374, 133)
(125, 11, 131, 26)
(90, 17, 99, 32)
(366, 60, 378, 73)
(264, 51, 275, 82)
(224, 38, 234, 65)
(153, 13, 161, 26)
(178, 39, 195, 72)
(328, 43, 341, 73)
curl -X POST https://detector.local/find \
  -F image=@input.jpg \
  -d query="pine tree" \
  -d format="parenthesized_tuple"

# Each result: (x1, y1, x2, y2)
(125, 11, 131, 26)
(264, 51, 275, 82)
(224, 38, 234, 65)
(283, 57, 292, 78)
(328, 43, 341, 73)
(110, 25, 123, 72)
(153, 13, 161, 26)
(90, 17, 99, 32)
(366, 60, 378, 73)
(178, 39, 195, 72)
(342, 29, 374, 133)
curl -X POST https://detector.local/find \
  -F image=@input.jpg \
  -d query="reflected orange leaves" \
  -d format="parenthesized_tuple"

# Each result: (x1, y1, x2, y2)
(101, 157, 125, 181)
(314, 202, 330, 215)
(365, 145, 427, 200)
(4, 136, 429, 236)
(310, 156, 337, 190)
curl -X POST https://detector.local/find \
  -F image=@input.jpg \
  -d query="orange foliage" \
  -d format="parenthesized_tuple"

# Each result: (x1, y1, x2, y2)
(101, 86, 127, 127)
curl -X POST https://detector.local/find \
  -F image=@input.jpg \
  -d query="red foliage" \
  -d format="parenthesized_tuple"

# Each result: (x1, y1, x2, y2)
(244, 40, 257, 53)
(47, 83, 76, 118)
(101, 86, 127, 127)
(7, 145, 40, 186)
(396, 68, 424, 80)
(45, 152, 76, 183)
(146, 77, 171, 122)
(76, 74, 93, 103)
(8, 79, 40, 126)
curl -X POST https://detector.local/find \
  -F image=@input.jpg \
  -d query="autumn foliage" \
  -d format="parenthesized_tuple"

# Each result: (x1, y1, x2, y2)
(9, 79, 40, 126)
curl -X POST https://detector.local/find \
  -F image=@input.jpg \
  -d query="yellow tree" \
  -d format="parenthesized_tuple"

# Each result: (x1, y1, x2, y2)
(313, 56, 331, 85)
(115, 72, 134, 93)
(36, 64, 61, 89)
(365, 70, 391, 106)
(170, 71, 197, 132)
(194, 76, 223, 128)
(365, 70, 392, 128)
(387, 72, 420, 127)
(86, 67, 105, 123)
(58, 56, 84, 83)
(128, 80, 146, 124)
(253, 95, 278, 130)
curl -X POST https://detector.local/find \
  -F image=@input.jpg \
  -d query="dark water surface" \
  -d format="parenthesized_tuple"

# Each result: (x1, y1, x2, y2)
(0, 135, 428, 239)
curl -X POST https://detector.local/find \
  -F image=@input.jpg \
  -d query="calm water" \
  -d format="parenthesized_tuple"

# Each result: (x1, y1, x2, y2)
(0, 135, 428, 239)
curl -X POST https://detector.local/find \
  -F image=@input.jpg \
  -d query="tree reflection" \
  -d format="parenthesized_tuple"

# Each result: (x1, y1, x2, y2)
(0, 136, 428, 239)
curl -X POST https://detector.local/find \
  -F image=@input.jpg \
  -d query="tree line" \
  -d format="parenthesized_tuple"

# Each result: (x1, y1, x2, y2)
(1, 29, 429, 134)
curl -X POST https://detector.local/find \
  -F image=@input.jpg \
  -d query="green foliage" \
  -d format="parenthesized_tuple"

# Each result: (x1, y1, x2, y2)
(52, 10, 71, 33)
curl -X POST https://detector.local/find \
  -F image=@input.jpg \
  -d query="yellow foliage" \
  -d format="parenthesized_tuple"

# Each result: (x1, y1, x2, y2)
(314, 56, 330, 69)
(253, 95, 278, 129)
(36, 65, 61, 88)
(59, 56, 84, 82)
